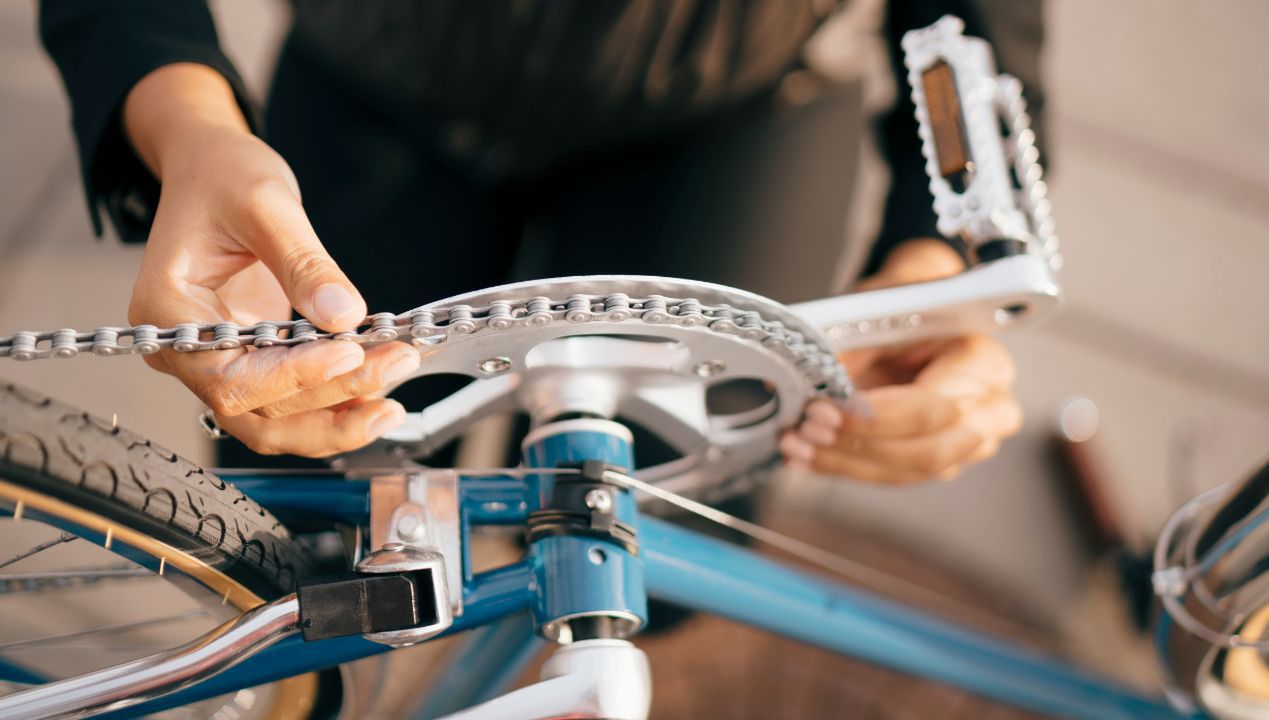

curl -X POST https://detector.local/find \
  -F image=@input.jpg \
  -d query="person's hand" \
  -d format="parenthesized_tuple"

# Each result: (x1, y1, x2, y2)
(124, 64, 419, 457)
(779, 239, 1022, 483)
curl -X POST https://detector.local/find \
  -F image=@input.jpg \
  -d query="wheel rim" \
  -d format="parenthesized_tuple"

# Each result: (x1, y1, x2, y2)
(0, 479, 317, 718)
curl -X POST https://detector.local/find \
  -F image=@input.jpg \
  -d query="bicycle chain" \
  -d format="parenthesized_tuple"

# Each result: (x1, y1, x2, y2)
(0, 292, 852, 400)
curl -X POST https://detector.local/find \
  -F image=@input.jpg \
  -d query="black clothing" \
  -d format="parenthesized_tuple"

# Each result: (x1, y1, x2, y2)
(38, 0, 1042, 277)
(38, 0, 1045, 476)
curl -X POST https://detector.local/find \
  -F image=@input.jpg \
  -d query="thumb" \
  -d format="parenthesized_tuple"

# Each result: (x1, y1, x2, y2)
(241, 181, 367, 332)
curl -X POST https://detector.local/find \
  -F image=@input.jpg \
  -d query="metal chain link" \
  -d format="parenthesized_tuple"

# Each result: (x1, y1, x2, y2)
(0, 292, 851, 399)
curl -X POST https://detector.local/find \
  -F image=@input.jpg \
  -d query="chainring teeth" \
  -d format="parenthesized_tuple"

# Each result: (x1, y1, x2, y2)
(2, 277, 853, 497)
(404, 292, 849, 397)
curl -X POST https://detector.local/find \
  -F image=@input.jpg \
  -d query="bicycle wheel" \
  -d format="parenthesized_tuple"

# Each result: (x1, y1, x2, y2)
(0, 381, 320, 718)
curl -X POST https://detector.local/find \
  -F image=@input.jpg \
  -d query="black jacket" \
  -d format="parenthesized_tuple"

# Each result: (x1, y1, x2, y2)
(39, 0, 1043, 274)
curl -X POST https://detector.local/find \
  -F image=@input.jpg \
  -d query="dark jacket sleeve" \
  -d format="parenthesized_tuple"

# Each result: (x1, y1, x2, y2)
(39, 0, 257, 243)
(863, 0, 1046, 276)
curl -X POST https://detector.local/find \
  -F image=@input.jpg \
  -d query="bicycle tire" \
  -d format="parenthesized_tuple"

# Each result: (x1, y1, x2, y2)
(0, 380, 311, 600)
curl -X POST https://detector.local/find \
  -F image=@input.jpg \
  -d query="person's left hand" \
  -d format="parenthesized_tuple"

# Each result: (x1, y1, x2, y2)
(778, 239, 1023, 484)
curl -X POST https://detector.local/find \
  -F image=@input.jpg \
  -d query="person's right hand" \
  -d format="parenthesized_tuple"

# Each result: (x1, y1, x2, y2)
(123, 63, 419, 457)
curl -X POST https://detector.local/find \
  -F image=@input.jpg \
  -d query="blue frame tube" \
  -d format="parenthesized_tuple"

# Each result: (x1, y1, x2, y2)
(105, 471, 1192, 719)
(640, 516, 1185, 720)
(411, 613, 544, 719)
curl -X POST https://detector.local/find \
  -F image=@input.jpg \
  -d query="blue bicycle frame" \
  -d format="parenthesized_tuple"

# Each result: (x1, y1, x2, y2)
(107, 419, 1190, 720)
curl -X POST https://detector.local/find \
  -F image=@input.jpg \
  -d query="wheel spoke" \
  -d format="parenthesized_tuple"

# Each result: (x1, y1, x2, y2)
(0, 533, 77, 571)
(0, 609, 208, 652)
(0, 567, 150, 581)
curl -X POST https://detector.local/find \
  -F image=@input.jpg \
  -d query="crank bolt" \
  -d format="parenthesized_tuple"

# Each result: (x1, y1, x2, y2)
(692, 360, 726, 378)
(478, 357, 513, 375)
(584, 489, 613, 513)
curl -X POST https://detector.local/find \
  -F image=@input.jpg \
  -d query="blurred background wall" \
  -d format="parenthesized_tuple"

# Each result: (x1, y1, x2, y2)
(0, 0, 1266, 686)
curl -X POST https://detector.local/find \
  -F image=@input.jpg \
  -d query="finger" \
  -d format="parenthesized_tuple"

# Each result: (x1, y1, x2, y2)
(779, 431, 817, 464)
(966, 439, 999, 464)
(810, 449, 935, 485)
(796, 419, 838, 447)
(805, 399, 843, 428)
(129, 279, 368, 415)
(916, 334, 1015, 407)
(216, 260, 291, 324)
(255, 343, 420, 418)
(962, 390, 1024, 443)
(840, 422, 984, 477)
(186, 341, 365, 417)
(833, 385, 961, 438)
(216, 398, 406, 458)
(237, 180, 366, 332)
(956, 391, 1022, 466)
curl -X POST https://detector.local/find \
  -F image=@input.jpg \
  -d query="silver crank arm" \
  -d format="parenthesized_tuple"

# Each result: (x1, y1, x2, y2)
(788, 253, 1059, 352)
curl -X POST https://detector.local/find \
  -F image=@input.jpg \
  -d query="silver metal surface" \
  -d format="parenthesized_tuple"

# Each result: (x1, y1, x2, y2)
(197, 409, 226, 440)
(788, 253, 1059, 352)
(1153, 466, 1269, 717)
(358, 469, 461, 644)
(0, 265, 1060, 497)
(902, 15, 1059, 268)
(356, 546, 454, 647)
(439, 639, 651, 720)
(341, 276, 850, 497)
(0, 595, 300, 719)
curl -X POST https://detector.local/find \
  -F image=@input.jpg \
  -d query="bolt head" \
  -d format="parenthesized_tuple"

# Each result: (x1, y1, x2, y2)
(584, 488, 613, 513)
(395, 513, 424, 540)
(693, 360, 726, 378)
(478, 357, 513, 375)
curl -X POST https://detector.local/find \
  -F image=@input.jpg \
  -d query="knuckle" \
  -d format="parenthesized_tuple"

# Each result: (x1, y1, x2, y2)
(247, 440, 283, 456)
(914, 448, 950, 475)
(237, 177, 289, 221)
(915, 409, 942, 435)
(916, 404, 955, 435)
(202, 384, 250, 417)
(243, 425, 286, 456)
(279, 245, 331, 291)
(253, 404, 287, 420)
(290, 368, 327, 394)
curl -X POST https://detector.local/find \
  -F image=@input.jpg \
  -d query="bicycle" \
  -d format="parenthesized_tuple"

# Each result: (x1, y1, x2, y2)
(0, 16, 1198, 720)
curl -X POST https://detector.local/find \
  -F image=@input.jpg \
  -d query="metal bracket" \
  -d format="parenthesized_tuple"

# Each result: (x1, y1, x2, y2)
(364, 469, 463, 615)
(355, 469, 463, 645)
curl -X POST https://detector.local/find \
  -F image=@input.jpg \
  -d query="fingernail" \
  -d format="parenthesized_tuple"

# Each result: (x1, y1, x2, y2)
(801, 422, 837, 447)
(383, 351, 420, 384)
(367, 405, 406, 440)
(807, 401, 842, 428)
(312, 283, 361, 326)
(324, 349, 362, 379)
(779, 433, 816, 462)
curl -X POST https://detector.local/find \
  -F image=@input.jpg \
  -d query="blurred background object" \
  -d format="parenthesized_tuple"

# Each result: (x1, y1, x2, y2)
(1, 0, 1267, 715)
